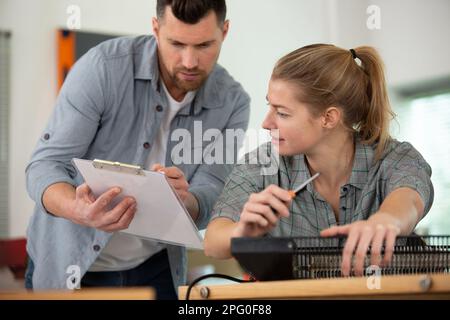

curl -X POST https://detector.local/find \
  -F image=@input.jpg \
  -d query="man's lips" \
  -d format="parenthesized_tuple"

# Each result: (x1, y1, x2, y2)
(179, 72, 200, 80)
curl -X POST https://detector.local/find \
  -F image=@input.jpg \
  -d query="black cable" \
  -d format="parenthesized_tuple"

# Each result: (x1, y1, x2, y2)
(185, 273, 255, 300)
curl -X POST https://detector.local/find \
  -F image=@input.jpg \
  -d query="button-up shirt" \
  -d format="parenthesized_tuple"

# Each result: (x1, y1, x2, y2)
(25, 35, 250, 290)
(211, 139, 433, 236)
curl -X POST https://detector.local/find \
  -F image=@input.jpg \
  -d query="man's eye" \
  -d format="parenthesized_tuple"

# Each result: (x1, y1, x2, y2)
(172, 42, 184, 48)
(197, 43, 210, 49)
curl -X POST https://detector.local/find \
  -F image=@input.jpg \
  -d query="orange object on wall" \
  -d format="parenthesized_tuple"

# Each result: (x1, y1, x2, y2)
(57, 30, 75, 91)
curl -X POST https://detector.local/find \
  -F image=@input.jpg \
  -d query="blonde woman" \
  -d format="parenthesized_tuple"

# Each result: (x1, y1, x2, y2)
(204, 44, 433, 276)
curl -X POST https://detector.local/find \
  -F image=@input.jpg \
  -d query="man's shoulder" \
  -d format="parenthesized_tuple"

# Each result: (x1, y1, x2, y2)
(89, 35, 155, 61)
(210, 64, 250, 101)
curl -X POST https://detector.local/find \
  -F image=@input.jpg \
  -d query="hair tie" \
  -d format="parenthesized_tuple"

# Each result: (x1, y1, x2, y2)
(349, 48, 358, 60)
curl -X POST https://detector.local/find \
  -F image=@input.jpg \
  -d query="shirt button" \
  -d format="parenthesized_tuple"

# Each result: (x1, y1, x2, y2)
(156, 105, 163, 112)
(93, 245, 101, 252)
(143, 142, 151, 149)
(342, 186, 348, 192)
(341, 206, 347, 211)
(43, 133, 50, 140)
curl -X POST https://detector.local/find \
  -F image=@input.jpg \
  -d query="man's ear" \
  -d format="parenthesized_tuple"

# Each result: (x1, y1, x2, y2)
(152, 17, 160, 43)
(222, 20, 230, 41)
(321, 106, 341, 129)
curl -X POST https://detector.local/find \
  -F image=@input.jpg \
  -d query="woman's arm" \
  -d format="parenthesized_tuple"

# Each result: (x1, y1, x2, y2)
(321, 187, 425, 276)
(204, 218, 238, 259)
(371, 187, 425, 234)
(204, 185, 292, 259)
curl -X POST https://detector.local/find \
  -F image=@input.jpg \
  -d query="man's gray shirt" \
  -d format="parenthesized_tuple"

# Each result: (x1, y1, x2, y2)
(25, 35, 250, 290)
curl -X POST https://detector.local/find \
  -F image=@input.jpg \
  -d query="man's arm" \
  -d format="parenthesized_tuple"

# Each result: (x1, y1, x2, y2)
(26, 48, 135, 232)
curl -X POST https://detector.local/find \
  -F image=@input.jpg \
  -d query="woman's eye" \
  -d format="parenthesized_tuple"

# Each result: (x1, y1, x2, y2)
(277, 112, 290, 118)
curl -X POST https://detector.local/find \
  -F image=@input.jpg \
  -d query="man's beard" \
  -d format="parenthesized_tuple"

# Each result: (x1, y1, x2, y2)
(171, 67, 208, 92)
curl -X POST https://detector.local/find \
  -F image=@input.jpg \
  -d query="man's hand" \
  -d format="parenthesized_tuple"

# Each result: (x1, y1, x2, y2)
(151, 163, 189, 202)
(151, 163, 199, 221)
(321, 212, 401, 277)
(67, 183, 137, 233)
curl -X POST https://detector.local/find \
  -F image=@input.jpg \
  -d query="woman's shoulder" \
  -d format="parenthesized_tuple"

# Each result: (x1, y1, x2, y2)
(381, 139, 424, 160)
(377, 139, 431, 172)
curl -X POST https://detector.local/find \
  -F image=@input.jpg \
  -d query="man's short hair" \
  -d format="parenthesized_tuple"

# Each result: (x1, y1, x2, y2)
(156, 0, 227, 25)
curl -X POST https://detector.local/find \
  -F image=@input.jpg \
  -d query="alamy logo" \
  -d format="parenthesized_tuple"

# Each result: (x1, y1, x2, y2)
(66, 5, 81, 30)
(66, 265, 81, 290)
(366, 5, 381, 30)
(170, 122, 280, 175)
(366, 265, 382, 290)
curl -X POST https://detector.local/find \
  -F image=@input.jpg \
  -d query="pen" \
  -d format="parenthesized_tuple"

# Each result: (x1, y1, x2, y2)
(288, 172, 320, 198)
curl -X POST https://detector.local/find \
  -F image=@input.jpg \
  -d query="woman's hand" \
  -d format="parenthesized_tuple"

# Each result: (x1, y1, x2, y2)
(232, 185, 292, 238)
(320, 212, 401, 277)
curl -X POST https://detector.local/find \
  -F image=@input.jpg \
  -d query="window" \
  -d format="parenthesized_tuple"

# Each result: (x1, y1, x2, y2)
(392, 91, 450, 235)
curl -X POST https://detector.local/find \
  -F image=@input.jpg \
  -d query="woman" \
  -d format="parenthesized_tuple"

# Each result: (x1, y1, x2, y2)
(204, 44, 434, 277)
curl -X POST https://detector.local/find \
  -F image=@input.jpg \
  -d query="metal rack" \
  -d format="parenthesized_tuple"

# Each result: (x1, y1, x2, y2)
(231, 236, 450, 281)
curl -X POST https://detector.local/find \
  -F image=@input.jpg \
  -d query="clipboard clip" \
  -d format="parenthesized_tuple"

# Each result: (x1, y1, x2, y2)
(92, 159, 145, 176)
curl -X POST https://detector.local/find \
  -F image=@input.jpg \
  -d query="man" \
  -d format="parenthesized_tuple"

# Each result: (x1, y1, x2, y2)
(25, 0, 250, 299)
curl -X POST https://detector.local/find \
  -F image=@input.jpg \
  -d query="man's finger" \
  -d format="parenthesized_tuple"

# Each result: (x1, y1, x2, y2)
(102, 203, 137, 232)
(91, 187, 122, 213)
(151, 163, 164, 171)
(99, 197, 135, 226)
(167, 177, 189, 190)
(76, 183, 91, 199)
(160, 166, 184, 178)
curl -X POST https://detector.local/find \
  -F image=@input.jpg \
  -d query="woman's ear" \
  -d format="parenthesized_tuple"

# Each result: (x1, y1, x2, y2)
(321, 106, 341, 129)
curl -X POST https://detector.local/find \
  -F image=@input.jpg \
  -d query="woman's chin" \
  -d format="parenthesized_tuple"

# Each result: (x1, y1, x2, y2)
(271, 142, 293, 156)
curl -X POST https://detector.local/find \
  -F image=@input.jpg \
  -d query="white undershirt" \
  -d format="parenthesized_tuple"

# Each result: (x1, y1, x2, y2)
(89, 83, 196, 272)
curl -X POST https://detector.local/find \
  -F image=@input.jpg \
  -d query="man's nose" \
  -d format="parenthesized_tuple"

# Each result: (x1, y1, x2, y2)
(181, 47, 199, 70)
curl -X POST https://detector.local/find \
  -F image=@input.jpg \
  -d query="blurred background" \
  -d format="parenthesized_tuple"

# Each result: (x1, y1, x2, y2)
(0, 0, 449, 287)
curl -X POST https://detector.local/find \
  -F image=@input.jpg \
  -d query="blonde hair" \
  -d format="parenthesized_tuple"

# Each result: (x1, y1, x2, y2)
(272, 44, 395, 162)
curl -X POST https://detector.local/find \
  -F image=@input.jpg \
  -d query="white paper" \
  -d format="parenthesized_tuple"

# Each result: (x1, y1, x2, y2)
(73, 158, 203, 249)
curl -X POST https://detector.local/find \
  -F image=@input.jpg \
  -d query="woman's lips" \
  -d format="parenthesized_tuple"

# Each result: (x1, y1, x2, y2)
(271, 137, 285, 145)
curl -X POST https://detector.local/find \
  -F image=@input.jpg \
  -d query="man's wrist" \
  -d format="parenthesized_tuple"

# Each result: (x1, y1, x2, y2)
(185, 191, 200, 221)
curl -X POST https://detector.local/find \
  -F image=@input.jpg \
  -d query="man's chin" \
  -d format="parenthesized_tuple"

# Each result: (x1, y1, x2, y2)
(174, 75, 206, 92)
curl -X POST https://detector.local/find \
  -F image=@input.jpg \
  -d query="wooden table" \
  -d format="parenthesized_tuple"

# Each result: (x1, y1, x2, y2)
(179, 274, 450, 300)
(0, 287, 155, 300)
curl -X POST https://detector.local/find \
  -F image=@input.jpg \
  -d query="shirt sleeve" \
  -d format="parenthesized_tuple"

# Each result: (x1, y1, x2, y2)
(209, 164, 260, 223)
(25, 48, 109, 213)
(209, 146, 267, 223)
(383, 141, 434, 216)
(189, 89, 250, 229)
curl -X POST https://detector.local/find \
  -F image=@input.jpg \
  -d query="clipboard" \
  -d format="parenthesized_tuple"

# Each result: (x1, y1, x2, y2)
(72, 158, 203, 249)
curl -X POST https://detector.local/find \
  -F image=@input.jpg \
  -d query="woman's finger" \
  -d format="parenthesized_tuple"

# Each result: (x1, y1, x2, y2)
(353, 227, 375, 276)
(341, 228, 361, 276)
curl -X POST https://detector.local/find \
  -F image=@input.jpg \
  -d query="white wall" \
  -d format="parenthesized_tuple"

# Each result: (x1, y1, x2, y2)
(0, 0, 333, 237)
(331, 0, 450, 87)
(1, 0, 449, 237)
